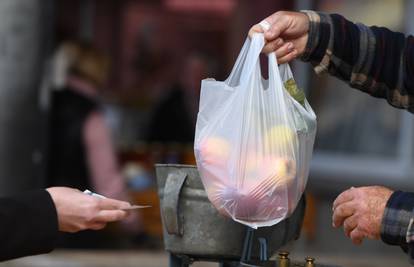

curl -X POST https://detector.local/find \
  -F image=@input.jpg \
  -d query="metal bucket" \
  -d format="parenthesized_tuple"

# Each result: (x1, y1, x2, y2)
(155, 164, 305, 261)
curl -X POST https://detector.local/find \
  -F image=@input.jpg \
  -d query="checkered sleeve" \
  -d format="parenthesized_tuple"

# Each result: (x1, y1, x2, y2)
(380, 191, 414, 263)
(381, 191, 414, 245)
(300, 10, 414, 113)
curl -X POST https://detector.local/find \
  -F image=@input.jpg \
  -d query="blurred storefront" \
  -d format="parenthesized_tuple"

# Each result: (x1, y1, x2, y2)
(51, 0, 414, 256)
(52, 0, 293, 246)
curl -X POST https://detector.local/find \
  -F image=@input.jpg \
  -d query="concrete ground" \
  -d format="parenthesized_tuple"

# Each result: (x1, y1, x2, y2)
(0, 250, 411, 267)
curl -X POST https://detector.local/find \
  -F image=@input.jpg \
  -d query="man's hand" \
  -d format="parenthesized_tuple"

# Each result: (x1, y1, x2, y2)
(332, 186, 393, 245)
(248, 11, 310, 63)
(46, 187, 131, 233)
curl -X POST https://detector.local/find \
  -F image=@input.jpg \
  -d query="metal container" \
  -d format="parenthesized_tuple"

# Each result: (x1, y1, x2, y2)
(155, 164, 305, 261)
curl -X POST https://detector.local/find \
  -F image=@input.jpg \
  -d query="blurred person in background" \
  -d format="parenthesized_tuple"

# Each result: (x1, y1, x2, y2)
(250, 10, 414, 263)
(47, 41, 142, 248)
(147, 53, 208, 144)
(1, 186, 131, 261)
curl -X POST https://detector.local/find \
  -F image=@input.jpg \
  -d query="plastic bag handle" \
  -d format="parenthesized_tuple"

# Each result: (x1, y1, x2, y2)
(268, 51, 284, 87)
(226, 38, 251, 85)
(259, 19, 283, 82)
(239, 34, 285, 88)
(239, 34, 266, 84)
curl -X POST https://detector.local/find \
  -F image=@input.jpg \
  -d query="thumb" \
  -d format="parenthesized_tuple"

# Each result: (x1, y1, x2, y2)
(265, 20, 290, 41)
(248, 24, 264, 38)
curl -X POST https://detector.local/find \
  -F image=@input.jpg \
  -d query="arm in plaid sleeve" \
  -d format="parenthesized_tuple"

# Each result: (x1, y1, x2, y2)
(381, 191, 414, 246)
(300, 10, 414, 260)
(381, 191, 414, 261)
(301, 11, 414, 112)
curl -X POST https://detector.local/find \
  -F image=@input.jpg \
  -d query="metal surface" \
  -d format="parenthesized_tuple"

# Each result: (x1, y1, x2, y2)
(278, 251, 290, 267)
(162, 171, 188, 235)
(155, 164, 306, 261)
(244, 259, 338, 267)
(305, 257, 315, 267)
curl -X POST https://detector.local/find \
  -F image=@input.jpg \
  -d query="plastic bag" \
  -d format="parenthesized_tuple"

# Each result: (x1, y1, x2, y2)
(194, 34, 317, 228)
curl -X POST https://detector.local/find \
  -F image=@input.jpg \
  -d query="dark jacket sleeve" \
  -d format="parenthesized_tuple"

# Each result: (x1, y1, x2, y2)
(0, 190, 59, 261)
(300, 10, 414, 262)
(301, 10, 414, 112)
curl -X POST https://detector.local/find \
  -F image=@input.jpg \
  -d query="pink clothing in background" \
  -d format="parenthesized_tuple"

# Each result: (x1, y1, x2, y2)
(67, 76, 127, 201)
(83, 111, 127, 201)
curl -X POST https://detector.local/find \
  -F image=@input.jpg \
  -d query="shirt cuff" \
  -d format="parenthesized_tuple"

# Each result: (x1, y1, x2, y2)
(300, 10, 321, 61)
(300, 10, 333, 74)
(381, 191, 414, 246)
(0, 189, 59, 260)
(26, 190, 59, 251)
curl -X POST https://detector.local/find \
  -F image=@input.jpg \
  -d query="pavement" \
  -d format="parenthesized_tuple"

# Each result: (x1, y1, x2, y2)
(0, 250, 411, 267)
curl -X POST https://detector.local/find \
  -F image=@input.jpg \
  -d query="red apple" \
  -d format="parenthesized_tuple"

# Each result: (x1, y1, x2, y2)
(198, 137, 230, 168)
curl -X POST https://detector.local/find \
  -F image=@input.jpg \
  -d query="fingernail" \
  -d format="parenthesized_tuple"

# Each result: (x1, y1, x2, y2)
(287, 43, 293, 50)
(259, 20, 271, 32)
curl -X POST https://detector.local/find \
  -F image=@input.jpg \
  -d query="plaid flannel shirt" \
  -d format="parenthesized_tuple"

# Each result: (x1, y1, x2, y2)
(301, 10, 414, 261)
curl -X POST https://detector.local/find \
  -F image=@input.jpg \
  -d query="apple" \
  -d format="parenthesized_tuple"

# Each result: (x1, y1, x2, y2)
(244, 156, 296, 191)
(198, 135, 300, 222)
(261, 156, 296, 186)
(220, 186, 261, 220)
(265, 125, 296, 150)
(214, 156, 297, 221)
(198, 136, 231, 167)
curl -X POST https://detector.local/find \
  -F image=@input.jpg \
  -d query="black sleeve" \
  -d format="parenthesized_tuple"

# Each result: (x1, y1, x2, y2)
(302, 11, 414, 112)
(0, 190, 59, 261)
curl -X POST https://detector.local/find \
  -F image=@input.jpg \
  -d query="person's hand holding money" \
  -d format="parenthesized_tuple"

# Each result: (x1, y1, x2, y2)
(46, 187, 131, 233)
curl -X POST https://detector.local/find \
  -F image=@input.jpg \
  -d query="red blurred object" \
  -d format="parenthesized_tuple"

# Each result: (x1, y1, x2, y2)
(164, 0, 236, 15)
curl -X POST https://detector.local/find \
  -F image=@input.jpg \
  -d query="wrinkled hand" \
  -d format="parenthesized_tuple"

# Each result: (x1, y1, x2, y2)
(248, 11, 310, 63)
(332, 186, 393, 245)
(46, 187, 131, 233)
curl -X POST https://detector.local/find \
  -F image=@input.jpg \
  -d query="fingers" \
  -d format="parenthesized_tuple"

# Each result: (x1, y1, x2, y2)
(350, 229, 364, 245)
(277, 50, 298, 64)
(331, 186, 389, 245)
(80, 209, 128, 232)
(263, 40, 298, 63)
(333, 188, 355, 210)
(332, 201, 355, 228)
(262, 38, 284, 54)
(95, 210, 128, 223)
(273, 41, 296, 63)
(248, 24, 264, 38)
(264, 18, 289, 41)
(89, 222, 107, 231)
(343, 216, 358, 237)
(97, 198, 131, 210)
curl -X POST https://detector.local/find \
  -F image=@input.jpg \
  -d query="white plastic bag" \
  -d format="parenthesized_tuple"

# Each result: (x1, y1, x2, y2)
(194, 34, 317, 228)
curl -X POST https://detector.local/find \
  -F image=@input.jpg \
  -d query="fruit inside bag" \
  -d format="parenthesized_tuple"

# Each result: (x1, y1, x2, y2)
(194, 34, 316, 228)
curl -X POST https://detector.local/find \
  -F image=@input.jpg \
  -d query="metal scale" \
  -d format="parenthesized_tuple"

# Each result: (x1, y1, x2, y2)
(155, 164, 339, 267)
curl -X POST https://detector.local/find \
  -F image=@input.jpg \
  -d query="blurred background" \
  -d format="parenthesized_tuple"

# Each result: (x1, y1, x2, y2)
(0, 0, 413, 266)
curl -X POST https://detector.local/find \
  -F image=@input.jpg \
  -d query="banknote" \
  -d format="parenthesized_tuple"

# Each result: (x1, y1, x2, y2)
(121, 205, 151, 210)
